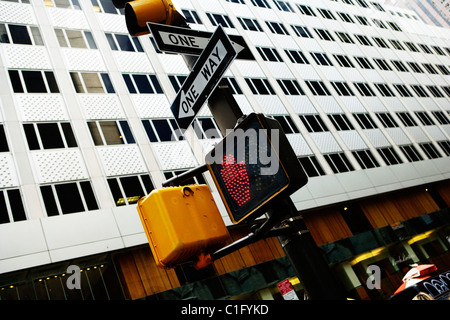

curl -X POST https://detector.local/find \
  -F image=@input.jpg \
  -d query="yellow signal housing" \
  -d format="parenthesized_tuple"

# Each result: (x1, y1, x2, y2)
(136, 185, 230, 269)
(124, 0, 187, 36)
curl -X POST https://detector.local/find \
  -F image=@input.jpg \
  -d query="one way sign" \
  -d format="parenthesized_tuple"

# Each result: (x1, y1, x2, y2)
(170, 26, 237, 131)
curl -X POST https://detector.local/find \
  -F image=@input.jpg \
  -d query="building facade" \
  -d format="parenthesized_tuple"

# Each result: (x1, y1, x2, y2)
(385, 0, 450, 28)
(0, 0, 449, 300)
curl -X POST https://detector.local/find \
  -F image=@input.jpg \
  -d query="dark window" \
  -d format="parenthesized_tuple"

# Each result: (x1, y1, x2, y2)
(9, 24, 32, 45)
(22, 71, 47, 93)
(55, 183, 85, 214)
(298, 156, 325, 177)
(352, 149, 380, 169)
(8, 70, 24, 93)
(38, 123, 65, 149)
(0, 125, 9, 152)
(324, 152, 354, 173)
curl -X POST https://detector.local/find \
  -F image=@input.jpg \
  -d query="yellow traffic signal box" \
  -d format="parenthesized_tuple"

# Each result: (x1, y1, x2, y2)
(137, 185, 230, 269)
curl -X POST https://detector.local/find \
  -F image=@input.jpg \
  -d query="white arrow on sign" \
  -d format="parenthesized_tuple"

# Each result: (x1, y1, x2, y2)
(178, 38, 228, 119)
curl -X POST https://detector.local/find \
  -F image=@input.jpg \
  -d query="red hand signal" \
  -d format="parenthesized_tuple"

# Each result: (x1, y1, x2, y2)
(220, 154, 251, 207)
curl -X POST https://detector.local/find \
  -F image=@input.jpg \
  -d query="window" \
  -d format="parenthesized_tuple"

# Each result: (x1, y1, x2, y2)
(310, 52, 333, 66)
(393, 84, 413, 97)
(372, 18, 387, 29)
(181, 9, 203, 24)
(90, 0, 122, 13)
(105, 33, 143, 52)
(377, 147, 402, 165)
(122, 73, 163, 94)
(192, 117, 222, 140)
(274, 0, 293, 12)
(404, 41, 419, 52)
(41, 181, 98, 216)
(441, 86, 450, 98)
(265, 21, 289, 35)
(353, 113, 377, 129)
(0, 23, 43, 45)
(374, 83, 395, 97)
(271, 115, 299, 134)
(391, 60, 408, 72)
(371, 2, 385, 12)
(337, 12, 355, 23)
(305, 80, 331, 96)
(376, 113, 399, 128)
(354, 34, 372, 46)
(422, 63, 438, 74)
(328, 114, 354, 130)
(387, 21, 402, 31)
(88, 120, 135, 145)
(330, 81, 354, 96)
(431, 45, 445, 56)
(400, 145, 423, 162)
(250, 0, 271, 8)
(432, 111, 450, 125)
(237, 17, 263, 32)
(426, 85, 444, 98)
(296, 4, 316, 16)
(290, 25, 313, 38)
(323, 152, 354, 173)
(0, 125, 9, 152)
(389, 39, 405, 50)
(0, 189, 26, 224)
(410, 85, 430, 98)
(373, 58, 392, 71)
(418, 43, 432, 54)
(335, 32, 354, 44)
(355, 0, 369, 8)
(284, 49, 309, 64)
(55, 29, 97, 49)
(256, 47, 283, 62)
(164, 170, 207, 187)
(70, 72, 114, 93)
(396, 112, 417, 127)
(318, 8, 336, 20)
(353, 82, 376, 96)
(372, 37, 389, 48)
(314, 28, 335, 41)
(142, 118, 183, 142)
(352, 149, 380, 169)
(46, 0, 81, 9)
(23, 122, 77, 150)
(420, 143, 441, 159)
(355, 15, 370, 26)
(438, 141, 450, 156)
(415, 112, 435, 126)
(298, 156, 325, 177)
(435, 64, 450, 75)
(276, 79, 305, 95)
(299, 114, 329, 132)
(245, 78, 275, 95)
(407, 62, 424, 73)
(8, 70, 59, 93)
(168, 75, 187, 92)
(206, 13, 234, 28)
(222, 77, 243, 95)
(354, 57, 374, 69)
(333, 54, 354, 68)
(107, 174, 154, 206)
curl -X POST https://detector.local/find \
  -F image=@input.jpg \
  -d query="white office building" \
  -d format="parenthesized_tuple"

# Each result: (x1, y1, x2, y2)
(0, 0, 449, 300)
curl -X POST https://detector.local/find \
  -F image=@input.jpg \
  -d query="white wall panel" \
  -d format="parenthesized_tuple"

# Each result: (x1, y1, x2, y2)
(3, 45, 52, 69)
(31, 149, 89, 183)
(97, 145, 147, 176)
(80, 94, 125, 119)
(16, 95, 69, 121)
(0, 2, 36, 24)
(0, 153, 19, 188)
(131, 94, 172, 118)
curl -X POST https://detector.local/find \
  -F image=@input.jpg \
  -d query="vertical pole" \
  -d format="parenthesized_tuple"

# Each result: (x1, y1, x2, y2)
(271, 197, 346, 300)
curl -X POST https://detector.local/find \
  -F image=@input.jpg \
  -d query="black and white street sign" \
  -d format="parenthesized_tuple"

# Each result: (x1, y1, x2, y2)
(169, 26, 237, 131)
(147, 22, 253, 60)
